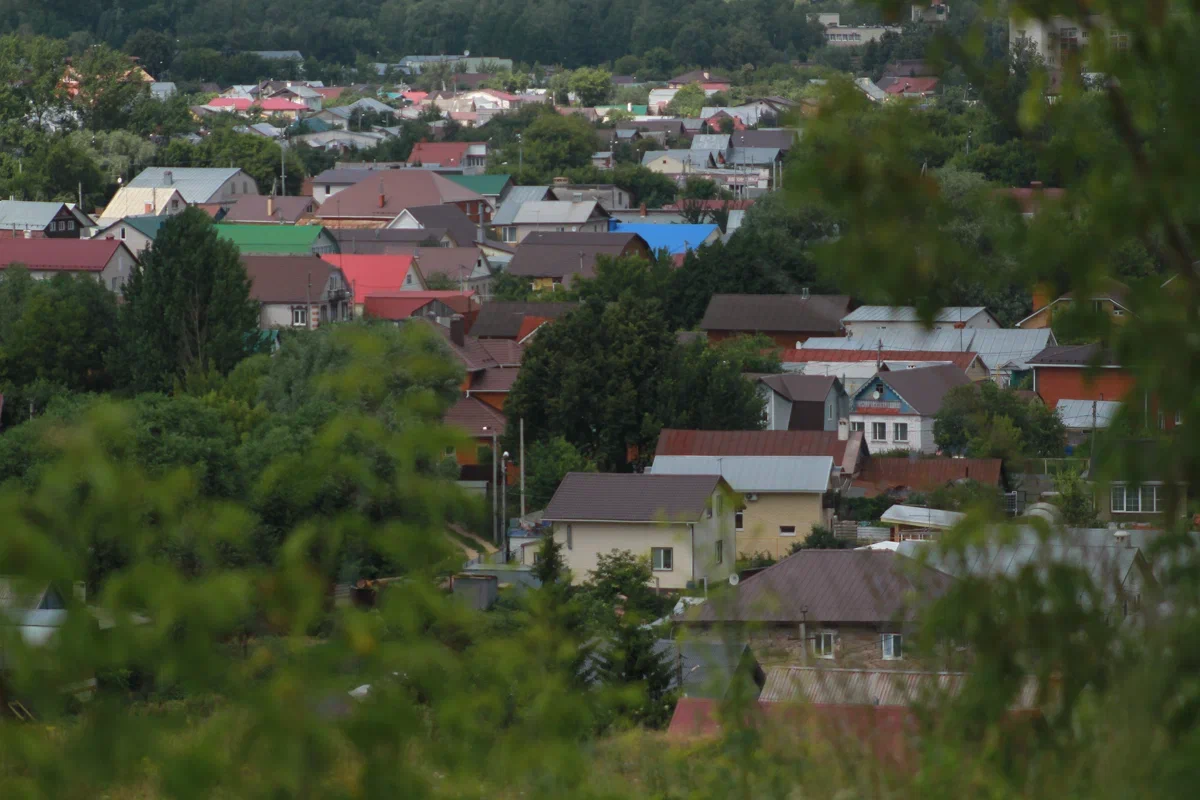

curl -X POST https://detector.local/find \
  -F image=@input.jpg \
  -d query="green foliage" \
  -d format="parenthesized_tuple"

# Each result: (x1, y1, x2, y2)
(665, 82, 705, 117)
(593, 619, 677, 728)
(708, 334, 783, 374)
(612, 164, 678, 208)
(113, 208, 260, 393)
(934, 383, 1066, 459)
(511, 113, 597, 179)
(791, 524, 850, 552)
(567, 67, 613, 107)
(1050, 467, 1100, 528)
(123, 28, 173, 77)
(531, 534, 567, 586)
(73, 43, 151, 131)
(578, 550, 672, 627)
(524, 436, 595, 510)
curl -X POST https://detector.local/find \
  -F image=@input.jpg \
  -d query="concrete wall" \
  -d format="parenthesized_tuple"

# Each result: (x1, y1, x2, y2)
(737, 492, 829, 560)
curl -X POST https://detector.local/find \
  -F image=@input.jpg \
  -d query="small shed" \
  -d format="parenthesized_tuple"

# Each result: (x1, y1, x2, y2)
(879, 504, 965, 541)
(452, 574, 499, 611)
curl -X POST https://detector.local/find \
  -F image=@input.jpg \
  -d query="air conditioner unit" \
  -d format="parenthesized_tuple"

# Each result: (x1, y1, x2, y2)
(746, 493, 759, 502)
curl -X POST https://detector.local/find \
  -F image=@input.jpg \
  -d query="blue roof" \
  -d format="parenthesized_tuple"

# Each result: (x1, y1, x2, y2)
(609, 222, 719, 255)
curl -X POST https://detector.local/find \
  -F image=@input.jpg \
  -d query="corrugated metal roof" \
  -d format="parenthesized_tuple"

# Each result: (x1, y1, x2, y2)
(470, 301, 578, 338)
(491, 185, 552, 225)
(691, 134, 731, 151)
(609, 223, 718, 255)
(842, 306, 988, 323)
(804, 328, 1053, 371)
(98, 187, 184, 219)
(760, 667, 1040, 708)
(1056, 399, 1120, 429)
(895, 536, 1141, 588)
(651, 455, 832, 493)
(444, 395, 506, 437)
(728, 146, 782, 165)
(685, 550, 953, 624)
(510, 200, 602, 225)
(127, 167, 245, 203)
(700, 294, 851, 335)
(543, 472, 722, 522)
(656, 429, 848, 459)
(216, 224, 325, 254)
(880, 504, 965, 530)
(0, 239, 125, 271)
(1029, 343, 1112, 366)
(759, 374, 836, 403)
(0, 201, 67, 230)
(857, 458, 1003, 495)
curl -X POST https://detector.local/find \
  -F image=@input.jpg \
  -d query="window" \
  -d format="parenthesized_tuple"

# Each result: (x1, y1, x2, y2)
(243, 181, 249, 194)
(827, 402, 833, 420)
(716, 540, 723, 564)
(566, 524, 573, 550)
(779, 525, 796, 537)
(1113, 309, 1124, 317)
(120, 227, 126, 239)
(502, 226, 517, 243)
(882, 633, 903, 659)
(871, 422, 887, 442)
(1111, 31, 1130, 51)
(735, 510, 744, 531)
(652, 547, 674, 571)
(850, 421, 864, 433)
(170, 199, 179, 211)
(292, 307, 308, 326)
(813, 631, 835, 659)
(1093, 299, 1105, 313)
(893, 423, 908, 442)
(111, 277, 118, 290)
(1112, 484, 1161, 514)
(67, 220, 75, 231)
(324, 184, 331, 194)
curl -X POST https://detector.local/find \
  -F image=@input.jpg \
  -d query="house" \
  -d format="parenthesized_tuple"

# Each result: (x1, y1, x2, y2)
(242, 255, 352, 329)
(1017, 280, 1132, 329)
(699, 293, 853, 347)
(319, 254, 424, 316)
(254, 97, 308, 119)
(841, 306, 1000, 339)
(431, 317, 523, 411)
(495, 200, 610, 244)
(1001, 181, 1066, 217)
(491, 185, 554, 222)
(96, 186, 187, 221)
(0, 239, 137, 290)
(608, 222, 720, 255)
(654, 428, 869, 489)
(877, 76, 940, 97)
(732, 128, 798, 152)
(1028, 344, 1133, 412)
(291, 129, 387, 152)
(221, 195, 318, 224)
(88, 215, 169, 256)
(758, 375, 849, 432)
(817, 14, 903, 46)
(855, 77, 889, 103)
(444, 395, 508, 466)
(641, 149, 717, 178)
(668, 70, 732, 93)
(849, 364, 972, 454)
(853, 457, 1004, 499)
(651, 455, 834, 560)
(469, 301, 579, 340)
(648, 88, 679, 113)
(800, 329, 1055, 388)
(445, 174, 513, 209)
(389, 204, 482, 247)
(781, 349, 989, 395)
(215, 224, 339, 256)
(408, 247, 495, 296)
(268, 83, 323, 111)
(880, 504, 966, 541)
(680, 550, 954, 668)
(912, 2, 949, 22)
(365, 291, 477, 333)
(0, 201, 92, 239)
(1056, 399, 1121, 446)
(125, 167, 260, 205)
(406, 141, 489, 172)
(150, 81, 176, 100)
(315, 170, 489, 226)
(505, 231, 651, 289)
(543, 472, 736, 591)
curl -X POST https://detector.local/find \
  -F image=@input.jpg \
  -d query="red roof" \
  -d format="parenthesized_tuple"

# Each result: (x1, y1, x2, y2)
(655, 428, 847, 459)
(320, 254, 416, 304)
(854, 457, 1003, 497)
(781, 349, 980, 370)
(407, 141, 474, 167)
(364, 290, 477, 320)
(315, 87, 345, 100)
(884, 77, 940, 95)
(663, 199, 755, 211)
(257, 97, 307, 111)
(0, 239, 127, 272)
(516, 315, 550, 342)
(402, 91, 428, 103)
(209, 97, 253, 110)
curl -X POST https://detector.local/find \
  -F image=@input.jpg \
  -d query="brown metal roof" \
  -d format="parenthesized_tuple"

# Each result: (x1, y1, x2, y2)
(425, 321, 523, 371)
(856, 457, 1003, 496)
(506, 232, 648, 283)
(656, 429, 845, 458)
(782, 349, 981, 370)
(759, 374, 836, 403)
(687, 550, 954, 624)
(242, 255, 340, 303)
(444, 395, 506, 437)
(699, 294, 851, 335)
(403, 204, 480, 248)
(470, 302, 579, 338)
(469, 367, 519, 393)
(873, 364, 971, 416)
(222, 195, 318, 224)
(543, 472, 722, 522)
(317, 170, 483, 219)
(331, 227, 452, 253)
(1028, 343, 1113, 367)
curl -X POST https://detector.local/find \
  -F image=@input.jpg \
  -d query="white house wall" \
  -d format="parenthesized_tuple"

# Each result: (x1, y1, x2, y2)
(850, 413, 934, 454)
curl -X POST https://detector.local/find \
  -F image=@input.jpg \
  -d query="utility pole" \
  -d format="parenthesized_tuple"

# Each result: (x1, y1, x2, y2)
(519, 417, 526, 519)
(1089, 400, 1097, 474)
(281, 135, 287, 196)
(483, 426, 499, 545)
(306, 271, 312, 330)
(500, 450, 509, 562)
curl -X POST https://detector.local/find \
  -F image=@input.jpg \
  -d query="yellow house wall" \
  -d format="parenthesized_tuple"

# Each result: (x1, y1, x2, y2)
(736, 493, 829, 561)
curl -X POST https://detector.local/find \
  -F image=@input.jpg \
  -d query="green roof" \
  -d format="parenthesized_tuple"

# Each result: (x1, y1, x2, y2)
(215, 223, 327, 254)
(446, 174, 512, 196)
(125, 215, 170, 239)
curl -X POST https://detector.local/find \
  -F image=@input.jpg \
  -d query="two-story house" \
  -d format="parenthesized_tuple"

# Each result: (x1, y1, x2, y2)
(242, 255, 352, 329)
(757, 375, 849, 432)
(840, 306, 1000, 339)
(849, 364, 972, 454)
(544, 472, 736, 591)
(0, 201, 92, 239)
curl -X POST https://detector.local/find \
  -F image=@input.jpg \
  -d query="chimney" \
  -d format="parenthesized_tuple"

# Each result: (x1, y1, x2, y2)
(1113, 529, 1132, 549)
(553, 176, 569, 187)
(449, 314, 465, 347)
(801, 287, 810, 300)
(572, 191, 582, 203)
(266, 195, 275, 218)
(837, 418, 849, 441)
(639, 202, 647, 218)
(144, 202, 153, 214)
(1031, 282, 1052, 313)
(163, 170, 173, 185)
(378, 178, 385, 209)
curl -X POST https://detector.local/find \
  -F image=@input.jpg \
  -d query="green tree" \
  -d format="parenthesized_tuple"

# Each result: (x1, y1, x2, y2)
(517, 113, 597, 178)
(594, 618, 678, 728)
(123, 28, 173, 78)
(524, 436, 595, 510)
(1050, 467, 1100, 528)
(73, 44, 151, 131)
(567, 67, 613, 107)
(934, 382, 1066, 459)
(791, 524, 850, 552)
(531, 534, 567, 586)
(113, 208, 260, 392)
(578, 549, 670, 625)
(666, 82, 705, 117)
(612, 164, 678, 208)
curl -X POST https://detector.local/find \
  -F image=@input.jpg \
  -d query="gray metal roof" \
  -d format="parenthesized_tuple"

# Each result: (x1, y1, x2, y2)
(492, 185, 552, 225)
(127, 167, 245, 203)
(0, 201, 69, 230)
(1056, 399, 1121, 430)
(510, 200, 602, 225)
(252, 50, 304, 60)
(880, 504, 965, 530)
(802, 328, 1054, 371)
(651, 455, 833, 493)
(760, 666, 1040, 708)
(842, 306, 988, 323)
(641, 149, 712, 167)
(894, 536, 1141, 586)
(691, 134, 731, 152)
(729, 146, 782, 165)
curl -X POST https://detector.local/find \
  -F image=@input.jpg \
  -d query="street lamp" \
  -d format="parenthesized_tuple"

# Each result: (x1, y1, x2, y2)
(481, 425, 499, 545)
(501, 451, 511, 562)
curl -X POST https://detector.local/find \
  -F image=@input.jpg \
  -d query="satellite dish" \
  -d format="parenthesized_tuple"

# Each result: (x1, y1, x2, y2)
(728, 573, 740, 587)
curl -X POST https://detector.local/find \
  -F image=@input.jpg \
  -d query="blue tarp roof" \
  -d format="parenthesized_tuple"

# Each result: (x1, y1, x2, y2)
(609, 222, 719, 255)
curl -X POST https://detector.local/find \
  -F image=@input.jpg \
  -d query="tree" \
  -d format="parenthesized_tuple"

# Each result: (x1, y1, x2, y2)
(665, 82, 705, 117)
(568, 67, 613, 107)
(791, 524, 851, 552)
(594, 618, 678, 728)
(524, 436, 595, 510)
(531, 535, 567, 585)
(1051, 467, 1100, 528)
(612, 164, 678, 208)
(578, 550, 669, 625)
(123, 28, 173, 78)
(934, 383, 1066, 459)
(72, 44, 151, 131)
(517, 113, 597, 178)
(113, 208, 261, 392)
